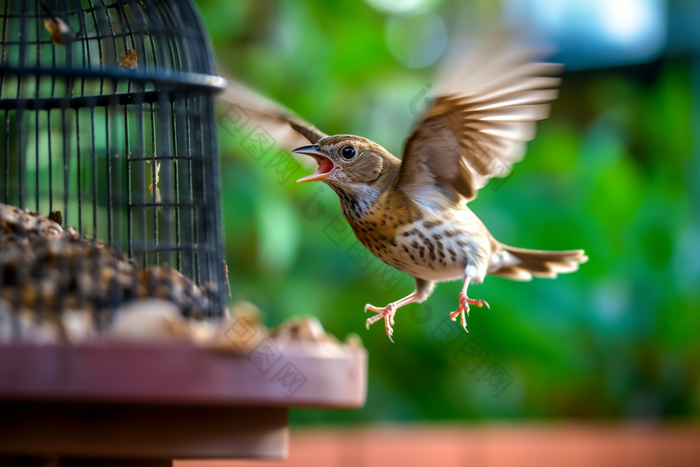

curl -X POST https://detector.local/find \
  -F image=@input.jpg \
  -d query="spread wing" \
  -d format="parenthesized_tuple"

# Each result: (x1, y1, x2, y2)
(395, 38, 561, 207)
(217, 72, 327, 149)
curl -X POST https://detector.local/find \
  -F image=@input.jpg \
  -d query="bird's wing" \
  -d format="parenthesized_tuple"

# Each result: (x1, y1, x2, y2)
(395, 38, 561, 206)
(217, 73, 327, 149)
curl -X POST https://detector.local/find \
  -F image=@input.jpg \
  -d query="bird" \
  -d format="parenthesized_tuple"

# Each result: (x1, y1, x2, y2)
(219, 37, 588, 342)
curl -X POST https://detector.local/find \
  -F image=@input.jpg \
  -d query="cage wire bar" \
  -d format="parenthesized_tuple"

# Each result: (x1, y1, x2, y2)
(0, 0, 227, 319)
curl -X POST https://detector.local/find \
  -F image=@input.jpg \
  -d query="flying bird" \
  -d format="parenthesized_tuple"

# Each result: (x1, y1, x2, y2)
(219, 38, 587, 342)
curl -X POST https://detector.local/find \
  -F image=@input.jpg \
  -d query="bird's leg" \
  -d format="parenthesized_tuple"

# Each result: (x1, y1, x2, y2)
(365, 278, 434, 343)
(365, 293, 419, 343)
(449, 271, 490, 333)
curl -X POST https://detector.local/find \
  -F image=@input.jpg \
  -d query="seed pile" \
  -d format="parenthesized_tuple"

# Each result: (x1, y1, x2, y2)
(0, 203, 217, 335)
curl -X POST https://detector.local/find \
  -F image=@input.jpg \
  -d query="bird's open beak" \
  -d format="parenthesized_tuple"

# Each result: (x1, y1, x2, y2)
(293, 145, 335, 183)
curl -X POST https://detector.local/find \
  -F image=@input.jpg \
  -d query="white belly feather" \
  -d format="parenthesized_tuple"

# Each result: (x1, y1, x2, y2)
(390, 206, 492, 283)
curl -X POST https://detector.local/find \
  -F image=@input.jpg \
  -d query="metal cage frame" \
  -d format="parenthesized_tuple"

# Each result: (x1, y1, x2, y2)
(0, 0, 227, 321)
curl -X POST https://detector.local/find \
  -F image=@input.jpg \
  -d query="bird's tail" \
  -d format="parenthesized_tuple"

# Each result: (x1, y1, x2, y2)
(491, 244, 588, 281)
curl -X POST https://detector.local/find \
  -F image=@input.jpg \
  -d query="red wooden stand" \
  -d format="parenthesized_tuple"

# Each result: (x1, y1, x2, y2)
(0, 342, 367, 465)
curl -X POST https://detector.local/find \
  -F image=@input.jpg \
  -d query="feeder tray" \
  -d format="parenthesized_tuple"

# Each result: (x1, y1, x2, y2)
(0, 341, 367, 463)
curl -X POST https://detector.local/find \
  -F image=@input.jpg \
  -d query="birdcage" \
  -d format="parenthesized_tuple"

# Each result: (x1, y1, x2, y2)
(0, 0, 227, 328)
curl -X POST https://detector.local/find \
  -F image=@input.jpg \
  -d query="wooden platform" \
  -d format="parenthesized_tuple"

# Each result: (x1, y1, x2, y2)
(176, 424, 700, 467)
(0, 342, 367, 462)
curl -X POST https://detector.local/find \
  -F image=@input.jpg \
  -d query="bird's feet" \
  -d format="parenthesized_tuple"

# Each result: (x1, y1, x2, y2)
(449, 292, 490, 333)
(365, 303, 397, 343)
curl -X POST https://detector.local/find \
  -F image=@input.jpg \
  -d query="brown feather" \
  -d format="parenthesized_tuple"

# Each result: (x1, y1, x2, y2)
(217, 72, 327, 149)
(491, 244, 588, 281)
(395, 37, 561, 204)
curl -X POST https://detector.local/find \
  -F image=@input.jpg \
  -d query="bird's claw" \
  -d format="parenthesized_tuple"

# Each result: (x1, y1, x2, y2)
(449, 292, 489, 333)
(364, 303, 396, 343)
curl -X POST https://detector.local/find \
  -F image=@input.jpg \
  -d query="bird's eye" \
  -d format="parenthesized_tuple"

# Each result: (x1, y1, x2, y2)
(341, 146, 357, 160)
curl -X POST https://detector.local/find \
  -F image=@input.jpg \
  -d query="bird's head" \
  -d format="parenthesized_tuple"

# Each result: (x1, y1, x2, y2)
(293, 135, 399, 189)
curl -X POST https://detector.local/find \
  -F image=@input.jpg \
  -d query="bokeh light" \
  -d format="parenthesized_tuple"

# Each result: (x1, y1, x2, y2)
(385, 9, 448, 68)
(364, 0, 440, 14)
(504, 0, 667, 69)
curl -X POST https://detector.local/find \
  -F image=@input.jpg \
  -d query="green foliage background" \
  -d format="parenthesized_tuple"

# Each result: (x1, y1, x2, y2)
(197, 0, 700, 424)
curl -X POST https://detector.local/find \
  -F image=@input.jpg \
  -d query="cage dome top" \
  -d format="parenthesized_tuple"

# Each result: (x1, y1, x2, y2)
(0, 0, 226, 96)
